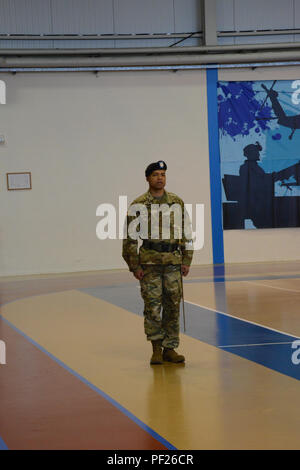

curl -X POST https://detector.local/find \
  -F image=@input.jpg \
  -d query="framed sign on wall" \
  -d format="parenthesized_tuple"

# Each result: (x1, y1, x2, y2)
(7, 172, 32, 190)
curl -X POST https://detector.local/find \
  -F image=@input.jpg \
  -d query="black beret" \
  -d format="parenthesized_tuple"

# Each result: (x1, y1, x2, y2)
(145, 160, 167, 177)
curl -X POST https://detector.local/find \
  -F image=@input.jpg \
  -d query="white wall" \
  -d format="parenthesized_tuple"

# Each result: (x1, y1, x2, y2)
(2, 65, 299, 277)
(0, 70, 212, 276)
(219, 65, 300, 264)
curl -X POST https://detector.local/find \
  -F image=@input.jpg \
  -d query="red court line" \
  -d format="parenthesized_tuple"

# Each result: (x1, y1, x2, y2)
(0, 318, 167, 450)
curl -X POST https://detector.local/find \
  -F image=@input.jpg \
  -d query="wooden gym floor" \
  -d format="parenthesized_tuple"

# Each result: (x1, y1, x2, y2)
(1, 260, 300, 450)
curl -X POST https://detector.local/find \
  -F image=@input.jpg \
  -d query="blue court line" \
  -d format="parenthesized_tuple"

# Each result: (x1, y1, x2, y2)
(0, 436, 9, 450)
(221, 342, 300, 378)
(80, 285, 300, 381)
(0, 314, 176, 451)
(206, 68, 224, 265)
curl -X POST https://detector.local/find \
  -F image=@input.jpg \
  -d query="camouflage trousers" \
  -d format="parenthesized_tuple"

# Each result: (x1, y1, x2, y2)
(139, 264, 182, 349)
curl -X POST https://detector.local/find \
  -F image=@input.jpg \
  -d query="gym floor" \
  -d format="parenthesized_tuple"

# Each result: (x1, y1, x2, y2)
(1, 260, 300, 450)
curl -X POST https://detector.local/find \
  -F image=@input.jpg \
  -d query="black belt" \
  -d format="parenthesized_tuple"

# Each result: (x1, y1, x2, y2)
(142, 240, 180, 253)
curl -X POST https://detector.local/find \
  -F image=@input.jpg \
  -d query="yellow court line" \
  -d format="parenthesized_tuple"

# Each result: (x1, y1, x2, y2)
(2, 289, 300, 450)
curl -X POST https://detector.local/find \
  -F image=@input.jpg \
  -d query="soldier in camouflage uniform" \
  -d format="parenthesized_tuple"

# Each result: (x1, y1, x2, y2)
(122, 161, 193, 365)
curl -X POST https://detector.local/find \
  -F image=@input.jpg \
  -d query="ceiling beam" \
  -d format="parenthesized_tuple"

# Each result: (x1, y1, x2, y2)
(203, 0, 217, 46)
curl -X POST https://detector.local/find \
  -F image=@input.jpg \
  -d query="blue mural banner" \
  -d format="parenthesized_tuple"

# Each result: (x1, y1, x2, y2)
(218, 79, 300, 230)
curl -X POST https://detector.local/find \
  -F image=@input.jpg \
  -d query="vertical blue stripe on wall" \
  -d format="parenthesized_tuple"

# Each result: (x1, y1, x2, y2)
(206, 68, 224, 265)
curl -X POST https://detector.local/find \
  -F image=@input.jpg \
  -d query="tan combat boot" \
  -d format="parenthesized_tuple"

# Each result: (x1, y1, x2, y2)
(150, 340, 163, 365)
(163, 348, 185, 363)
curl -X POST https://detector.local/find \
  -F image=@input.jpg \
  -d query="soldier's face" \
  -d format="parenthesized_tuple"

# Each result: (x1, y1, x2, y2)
(147, 170, 166, 189)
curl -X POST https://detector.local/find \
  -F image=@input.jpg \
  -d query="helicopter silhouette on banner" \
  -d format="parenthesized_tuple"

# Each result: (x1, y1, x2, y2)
(256, 80, 300, 140)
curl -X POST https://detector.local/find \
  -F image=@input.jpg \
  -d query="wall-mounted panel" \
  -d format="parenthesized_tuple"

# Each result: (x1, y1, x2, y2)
(51, 0, 114, 33)
(115, 37, 201, 49)
(173, 37, 202, 47)
(235, 0, 294, 31)
(216, 0, 234, 32)
(0, 0, 52, 33)
(0, 39, 54, 48)
(52, 39, 115, 49)
(114, 0, 174, 34)
(115, 39, 174, 48)
(235, 34, 294, 45)
(293, 0, 300, 28)
(174, 0, 202, 32)
(218, 36, 235, 45)
(0, 0, 299, 49)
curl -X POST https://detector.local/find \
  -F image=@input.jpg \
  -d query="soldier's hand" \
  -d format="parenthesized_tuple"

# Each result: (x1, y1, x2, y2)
(134, 269, 144, 280)
(181, 265, 190, 277)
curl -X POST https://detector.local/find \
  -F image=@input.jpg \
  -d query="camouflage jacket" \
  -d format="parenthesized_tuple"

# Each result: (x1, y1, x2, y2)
(122, 189, 193, 272)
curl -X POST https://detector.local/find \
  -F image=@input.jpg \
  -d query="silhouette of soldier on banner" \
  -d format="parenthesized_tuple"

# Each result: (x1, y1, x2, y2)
(238, 141, 274, 228)
(222, 141, 300, 229)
